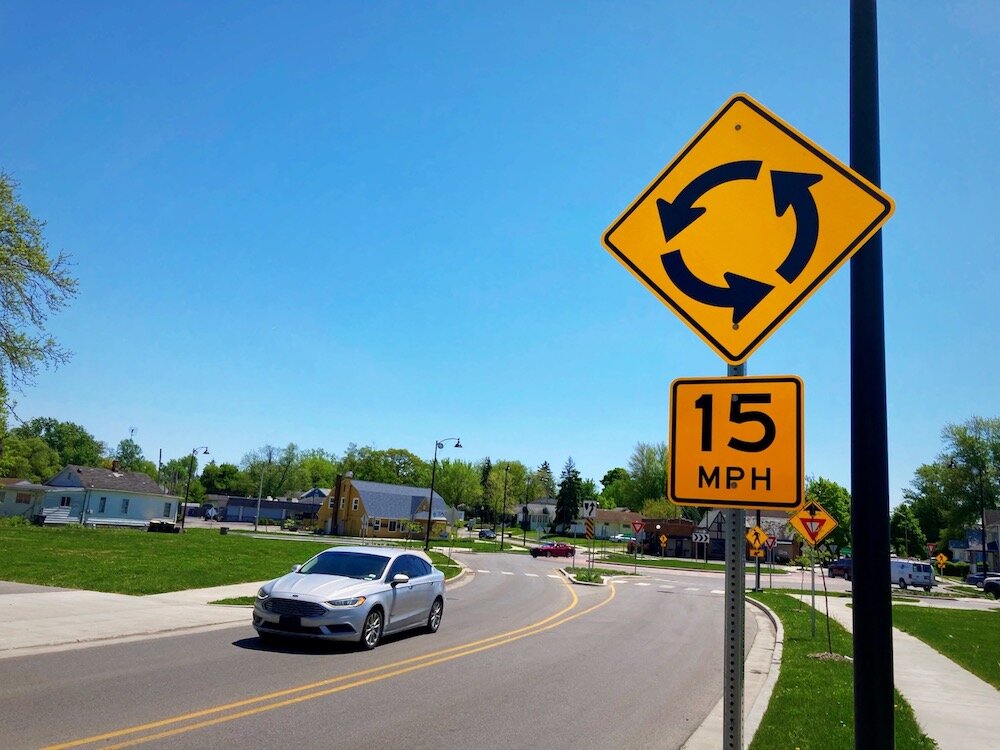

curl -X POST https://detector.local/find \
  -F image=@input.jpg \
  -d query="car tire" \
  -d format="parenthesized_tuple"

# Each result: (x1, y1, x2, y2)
(924, 586, 931, 592)
(898, 578, 907, 590)
(426, 597, 444, 634)
(361, 608, 383, 650)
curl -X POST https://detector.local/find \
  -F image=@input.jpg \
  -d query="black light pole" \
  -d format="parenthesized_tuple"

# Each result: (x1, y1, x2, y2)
(424, 438, 461, 552)
(499, 464, 509, 551)
(849, 2, 893, 747)
(180, 446, 209, 531)
(972, 467, 988, 574)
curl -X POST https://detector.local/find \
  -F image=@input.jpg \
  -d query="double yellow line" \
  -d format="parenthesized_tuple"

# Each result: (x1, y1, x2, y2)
(45, 578, 615, 749)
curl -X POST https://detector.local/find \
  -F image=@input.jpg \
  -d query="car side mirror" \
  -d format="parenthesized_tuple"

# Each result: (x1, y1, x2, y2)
(391, 573, 410, 586)
(291, 564, 302, 573)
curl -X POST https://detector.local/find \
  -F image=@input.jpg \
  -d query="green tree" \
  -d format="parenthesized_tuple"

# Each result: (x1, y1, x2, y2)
(625, 442, 668, 512)
(554, 457, 582, 531)
(805, 476, 852, 550)
(0, 432, 61, 482)
(535, 460, 556, 498)
(434, 458, 482, 509)
(199, 462, 252, 497)
(641, 498, 680, 519)
(113, 439, 146, 472)
(340, 444, 428, 486)
(902, 463, 953, 544)
(940, 417, 999, 531)
(0, 173, 78, 393)
(11, 417, 105, 466)
(601, 467, 629, 488)
(298, 449, 340, 490)
(890, 503, 926, 558)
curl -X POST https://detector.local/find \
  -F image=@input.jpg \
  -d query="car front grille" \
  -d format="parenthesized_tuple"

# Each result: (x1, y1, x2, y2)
(263, 598, 326, 617)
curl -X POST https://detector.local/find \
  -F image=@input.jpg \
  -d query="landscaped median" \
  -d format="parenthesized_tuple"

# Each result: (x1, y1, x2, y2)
(603, 552, 787, 574)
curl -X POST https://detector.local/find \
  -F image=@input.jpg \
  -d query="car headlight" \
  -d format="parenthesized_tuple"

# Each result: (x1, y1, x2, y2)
(326, 596, 366, 607)
(256, 587, 271, 600)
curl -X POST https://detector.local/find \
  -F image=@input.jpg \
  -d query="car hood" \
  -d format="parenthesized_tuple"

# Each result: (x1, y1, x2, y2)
(268, 573, 382, 599)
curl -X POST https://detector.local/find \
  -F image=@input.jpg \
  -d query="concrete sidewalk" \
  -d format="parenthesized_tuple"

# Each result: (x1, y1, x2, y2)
(0, 580, 265, 659)
(803, 595, 1000, 750)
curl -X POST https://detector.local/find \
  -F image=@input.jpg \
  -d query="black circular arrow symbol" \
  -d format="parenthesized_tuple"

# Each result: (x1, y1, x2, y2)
(656, 161, 823, 325)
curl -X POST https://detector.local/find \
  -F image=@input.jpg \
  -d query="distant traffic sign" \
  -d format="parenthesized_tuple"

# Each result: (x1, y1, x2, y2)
(631, 520, 645, 535)
(765, 535, 777, 550)
(692, 531, 710, 544)
(582, 500, 598, 519)
(602, 93, 895, 364)
(935, 553, 947, 569)
(745, 525, 766, 551)
(669, 375, 804, 510)
(789, 501, 838, 547)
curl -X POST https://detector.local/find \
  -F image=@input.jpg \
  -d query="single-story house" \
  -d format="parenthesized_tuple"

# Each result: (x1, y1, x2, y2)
(520, 498, 558, 529)
(594, 508, 643, 540)
(316, 474, 450, 540)
(0, 478, 49, 519)
(42, 463, 179, 528)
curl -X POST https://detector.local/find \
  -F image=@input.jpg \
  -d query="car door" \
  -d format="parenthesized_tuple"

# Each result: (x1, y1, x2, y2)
(385, 555, 423, 631)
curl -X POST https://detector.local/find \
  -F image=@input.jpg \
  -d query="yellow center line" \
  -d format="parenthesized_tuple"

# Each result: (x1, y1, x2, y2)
(46, 579, 614, 750)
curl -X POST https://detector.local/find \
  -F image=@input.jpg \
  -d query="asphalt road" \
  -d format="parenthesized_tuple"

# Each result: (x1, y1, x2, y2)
(0, 553, 751, 750)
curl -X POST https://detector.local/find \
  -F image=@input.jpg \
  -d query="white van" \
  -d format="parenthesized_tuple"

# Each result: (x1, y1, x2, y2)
(890, 559, 935, 591)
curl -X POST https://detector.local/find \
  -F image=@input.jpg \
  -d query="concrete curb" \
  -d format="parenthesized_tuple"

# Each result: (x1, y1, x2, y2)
(680, 599, 781, 750)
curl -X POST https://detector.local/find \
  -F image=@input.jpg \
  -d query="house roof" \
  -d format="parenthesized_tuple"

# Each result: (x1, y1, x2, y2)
(48, 465, 167, 495)
(351, 480, 447, 521)
(595, 509, 641, 523)
(1, 478, 50, 491)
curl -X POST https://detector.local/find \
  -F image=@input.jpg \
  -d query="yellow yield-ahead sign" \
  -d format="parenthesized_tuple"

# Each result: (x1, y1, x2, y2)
(669, 375, 803, 510)
(789, 501, 838, 547)
(603, 93, 895, 364)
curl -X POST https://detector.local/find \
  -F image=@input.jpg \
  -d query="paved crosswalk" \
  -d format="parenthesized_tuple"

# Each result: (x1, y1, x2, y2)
(467, 569, 725, 595)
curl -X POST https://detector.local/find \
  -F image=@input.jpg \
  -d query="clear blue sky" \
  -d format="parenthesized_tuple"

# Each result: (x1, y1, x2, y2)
(2, 1, 996, 503)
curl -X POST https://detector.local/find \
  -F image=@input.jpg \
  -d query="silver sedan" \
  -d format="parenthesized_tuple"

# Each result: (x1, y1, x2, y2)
(253, 546, 445, 649)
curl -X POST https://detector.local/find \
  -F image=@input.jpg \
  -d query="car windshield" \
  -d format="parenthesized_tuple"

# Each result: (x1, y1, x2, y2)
(299, 552, 390, 580)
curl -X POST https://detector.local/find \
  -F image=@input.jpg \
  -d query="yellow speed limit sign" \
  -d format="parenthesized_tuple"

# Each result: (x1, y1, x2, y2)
(669, 375, 804, 510)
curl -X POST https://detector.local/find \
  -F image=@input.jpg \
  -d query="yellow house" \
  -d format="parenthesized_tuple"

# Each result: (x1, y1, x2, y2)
(317, 474, 449, 540)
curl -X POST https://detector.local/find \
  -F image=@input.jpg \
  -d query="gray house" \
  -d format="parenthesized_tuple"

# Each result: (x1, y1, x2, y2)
(42, 464, 179, 528)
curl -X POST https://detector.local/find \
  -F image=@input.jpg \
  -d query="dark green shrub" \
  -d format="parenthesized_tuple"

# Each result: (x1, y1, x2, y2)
(944, 560, 969, 578)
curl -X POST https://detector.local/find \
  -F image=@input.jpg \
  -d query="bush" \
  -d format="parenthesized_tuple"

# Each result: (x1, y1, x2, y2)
(944, 560, 969, 578)
(0, 515, 30, 528)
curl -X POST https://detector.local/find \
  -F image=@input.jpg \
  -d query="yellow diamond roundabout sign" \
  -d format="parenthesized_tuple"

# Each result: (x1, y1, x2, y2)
(602, 93, 894, 364)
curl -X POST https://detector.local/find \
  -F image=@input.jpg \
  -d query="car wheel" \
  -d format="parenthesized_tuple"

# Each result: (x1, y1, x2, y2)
(361, 608, 383, 650)
(426, 597, 444, 634)
(898, 578, 907, 590)
(924, 586, 931, 592)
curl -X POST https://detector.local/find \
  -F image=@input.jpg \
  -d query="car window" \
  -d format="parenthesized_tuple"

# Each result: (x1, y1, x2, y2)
(300, 552, 389, 580)
(410, 557, 432, 577)
(388, 556, 419, 580)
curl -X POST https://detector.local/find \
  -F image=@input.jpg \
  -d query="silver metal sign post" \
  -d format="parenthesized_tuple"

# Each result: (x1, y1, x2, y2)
(723, 361, 746, 750)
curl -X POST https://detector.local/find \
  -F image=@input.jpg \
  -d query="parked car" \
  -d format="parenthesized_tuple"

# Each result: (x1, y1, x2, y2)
(610, 533, 635, 543)
(828, 557, 853, 580)
(478, 529, 496, 539)
(965, 572, 1000, 588)
(253, 546, 445, 649)
(530, 542, 576, 558)
(984, 579, 1000, 600)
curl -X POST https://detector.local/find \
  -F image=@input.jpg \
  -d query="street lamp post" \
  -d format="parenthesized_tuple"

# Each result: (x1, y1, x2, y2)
(499, 464, 509, 552)
(180, 446, 209, 531)
(972, 467, 988, 574)
(254, 457, 272, 533)
(424, 438, 461, 552)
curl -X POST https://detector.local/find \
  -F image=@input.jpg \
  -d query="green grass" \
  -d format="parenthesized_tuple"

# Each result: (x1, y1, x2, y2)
(747, 592, 935, 750)
(0, 526, 462, 595)
(210, 596, 255, 606)
(603, 553, 785, 574)
(891, 604, 1000, 689)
